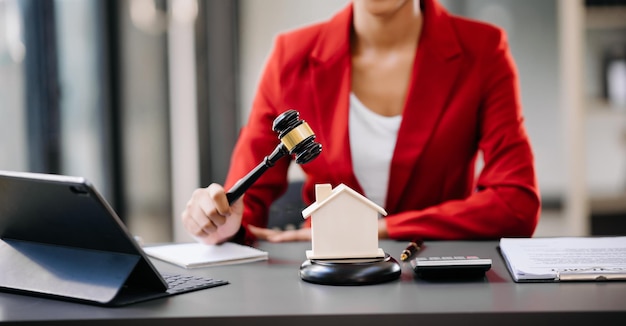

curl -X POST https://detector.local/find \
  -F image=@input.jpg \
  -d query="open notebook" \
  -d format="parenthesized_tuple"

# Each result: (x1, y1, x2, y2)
(144, 242, 268, 269)
(0, 170, 228, 306)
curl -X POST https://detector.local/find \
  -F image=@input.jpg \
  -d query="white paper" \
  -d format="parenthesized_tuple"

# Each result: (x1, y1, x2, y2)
(144, 242, 268, 269)
(499, 237, 626, 281)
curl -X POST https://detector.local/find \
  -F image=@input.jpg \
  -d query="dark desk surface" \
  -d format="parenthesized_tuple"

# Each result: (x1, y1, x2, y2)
(1, 240, 625, 326)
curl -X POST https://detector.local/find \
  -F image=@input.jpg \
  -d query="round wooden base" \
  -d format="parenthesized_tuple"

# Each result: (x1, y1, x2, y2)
(299, 253, 401, 285)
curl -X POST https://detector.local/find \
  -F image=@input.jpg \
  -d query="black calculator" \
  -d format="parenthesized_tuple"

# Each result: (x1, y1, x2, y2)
(410, 256, 492, 279)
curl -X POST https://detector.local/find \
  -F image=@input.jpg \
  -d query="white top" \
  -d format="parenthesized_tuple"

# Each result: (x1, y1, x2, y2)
(349, 92, 402, 208)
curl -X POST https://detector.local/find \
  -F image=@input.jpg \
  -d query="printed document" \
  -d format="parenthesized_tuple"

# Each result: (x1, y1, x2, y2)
(144, 242, 268, 268)
(499, 237, 626, 282)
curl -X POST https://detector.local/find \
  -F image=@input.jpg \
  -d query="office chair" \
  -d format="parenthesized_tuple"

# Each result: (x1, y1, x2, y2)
(267, 181, 306, 230)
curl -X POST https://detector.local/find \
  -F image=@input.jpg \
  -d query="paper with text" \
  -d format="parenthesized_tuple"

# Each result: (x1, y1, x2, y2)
(144, 242, 268, 269)
(499, 237, 626, 282)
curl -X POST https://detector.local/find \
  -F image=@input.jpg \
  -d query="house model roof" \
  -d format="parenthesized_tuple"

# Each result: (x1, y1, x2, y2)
(301, 183, 388, 219)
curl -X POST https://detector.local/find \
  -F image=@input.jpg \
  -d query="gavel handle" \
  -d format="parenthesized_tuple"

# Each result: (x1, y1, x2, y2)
(226, 143, 289, 204)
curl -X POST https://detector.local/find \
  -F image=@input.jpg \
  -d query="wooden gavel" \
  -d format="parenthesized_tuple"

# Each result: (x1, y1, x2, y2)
(226, 110, 322, 204)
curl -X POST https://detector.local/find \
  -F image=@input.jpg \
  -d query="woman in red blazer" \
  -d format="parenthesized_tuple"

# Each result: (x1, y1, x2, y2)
(181, 0, 541, 245)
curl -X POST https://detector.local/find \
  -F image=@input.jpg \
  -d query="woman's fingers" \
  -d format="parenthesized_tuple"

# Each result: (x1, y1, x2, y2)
(248, 225, 311, 242)
(247, 225, 280, 240)
(205, 183, 229, 226)
(182, 184, 231, 238)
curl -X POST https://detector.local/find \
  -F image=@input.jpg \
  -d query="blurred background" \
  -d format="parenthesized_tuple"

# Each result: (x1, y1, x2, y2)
(0, 0, 625, 244)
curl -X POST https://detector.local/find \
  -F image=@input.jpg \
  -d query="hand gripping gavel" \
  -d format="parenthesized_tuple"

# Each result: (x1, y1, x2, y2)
(225, 110, 322, 204)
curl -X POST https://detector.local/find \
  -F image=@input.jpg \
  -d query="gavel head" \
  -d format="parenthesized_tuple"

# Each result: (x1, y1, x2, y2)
(272, 110, 322, 164)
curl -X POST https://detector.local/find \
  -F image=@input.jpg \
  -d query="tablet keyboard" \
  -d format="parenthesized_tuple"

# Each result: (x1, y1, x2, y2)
(162, 272, 228, 294)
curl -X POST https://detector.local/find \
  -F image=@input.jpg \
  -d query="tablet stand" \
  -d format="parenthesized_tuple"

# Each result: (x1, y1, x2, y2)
(0, 238, 163, 305)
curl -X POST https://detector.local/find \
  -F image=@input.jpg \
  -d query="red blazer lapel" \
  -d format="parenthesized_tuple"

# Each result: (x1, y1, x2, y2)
(308, 5, 361, 191)
(387, 0, 464, 211)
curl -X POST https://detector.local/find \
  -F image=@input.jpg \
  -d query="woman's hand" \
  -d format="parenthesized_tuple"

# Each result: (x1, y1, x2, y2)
(248, 225, 312, 242)
(248, 218, 389, 242)
(378, 218, 389, 239)
(181, 183, 244, 245)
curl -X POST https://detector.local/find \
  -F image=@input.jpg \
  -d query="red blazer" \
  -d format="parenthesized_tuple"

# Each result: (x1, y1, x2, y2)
(225, 0, 540, 244)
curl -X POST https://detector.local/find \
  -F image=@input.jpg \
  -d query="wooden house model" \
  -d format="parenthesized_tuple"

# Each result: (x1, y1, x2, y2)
(302, 183, 387, 260)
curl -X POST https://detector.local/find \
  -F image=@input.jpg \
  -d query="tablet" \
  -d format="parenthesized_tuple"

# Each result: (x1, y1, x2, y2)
(0, 170, 227, 306)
